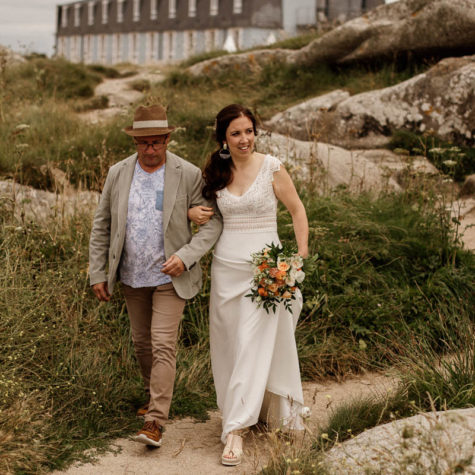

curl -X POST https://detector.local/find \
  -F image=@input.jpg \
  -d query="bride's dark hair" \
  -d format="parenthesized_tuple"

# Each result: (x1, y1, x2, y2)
(202, 104, 258, 200)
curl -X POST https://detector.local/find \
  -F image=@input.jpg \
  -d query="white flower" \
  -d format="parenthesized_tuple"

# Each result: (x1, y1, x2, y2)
(285, 277, 295, 287)
(301, 406, 311, 419)
(290, 255, 303, 269)
(295, 269, 305, 283)
(443, 160, 457, 167)
(15, 124, 30, 132)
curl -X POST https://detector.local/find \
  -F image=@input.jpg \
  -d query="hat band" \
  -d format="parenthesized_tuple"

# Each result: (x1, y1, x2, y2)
(133, 120, 169, 129)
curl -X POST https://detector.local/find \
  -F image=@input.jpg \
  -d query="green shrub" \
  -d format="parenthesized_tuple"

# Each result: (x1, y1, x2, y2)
(130, 78, 151, 92)
(279, 191, 475, 377)
(86, 63, 121, 78)
(6, 57, 102, 100)
(390, 130, 475, 181)
(180, 49, 229, 68)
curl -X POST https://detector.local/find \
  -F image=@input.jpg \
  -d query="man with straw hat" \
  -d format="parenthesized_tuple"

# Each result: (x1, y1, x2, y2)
(89, 104, 221, 447)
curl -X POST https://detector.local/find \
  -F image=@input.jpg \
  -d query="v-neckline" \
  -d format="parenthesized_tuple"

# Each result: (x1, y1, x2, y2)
(224, 155, 268, 198)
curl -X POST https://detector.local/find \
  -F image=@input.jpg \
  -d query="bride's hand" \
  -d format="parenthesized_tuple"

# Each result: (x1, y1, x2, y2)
(298, 247, 309, 259)
(187, 205, 214, 225)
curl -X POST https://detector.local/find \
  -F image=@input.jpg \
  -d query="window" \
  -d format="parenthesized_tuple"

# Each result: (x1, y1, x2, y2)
(169, 0, 176, 19)
(102, 0, 109, 24)
(61, 5, 68, 28)
(117, 0, 125, 22)
(188, 0, 196, 17)
(74, 4, 81, 27)
(133, 0, 140, 21)
(113, 34, 122, 63)
(233, 0, 242, 14)
(88, 1, 95, 25)
(205, 29, 217, 51)
(210, 0, 218, 16)
(151, 0, 158, 20)
(100, 34, 106, 63)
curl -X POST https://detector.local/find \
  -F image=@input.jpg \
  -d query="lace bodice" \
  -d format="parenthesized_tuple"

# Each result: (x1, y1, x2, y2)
(216, 154, 281, 232)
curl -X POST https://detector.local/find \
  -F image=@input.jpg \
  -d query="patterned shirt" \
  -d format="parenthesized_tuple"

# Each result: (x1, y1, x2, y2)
(120, 161, 172, 288)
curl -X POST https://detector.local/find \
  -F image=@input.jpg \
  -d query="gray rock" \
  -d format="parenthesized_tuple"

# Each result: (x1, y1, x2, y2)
(264, 90, 350, 141)
(188, 0, 475, 77)
(325, 408, 475, 474)
(0, 45, 25, 64)
(459, 174, 475, 197)
(265, 55, 475, 148)
(0, 180, 99, 223)
(257, 132, 406, 193)
(291, 0, 475, 66)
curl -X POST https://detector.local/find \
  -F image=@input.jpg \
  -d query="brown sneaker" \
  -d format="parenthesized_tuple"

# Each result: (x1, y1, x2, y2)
(133, 420, 163, 447)
(136, 402, 149, 418)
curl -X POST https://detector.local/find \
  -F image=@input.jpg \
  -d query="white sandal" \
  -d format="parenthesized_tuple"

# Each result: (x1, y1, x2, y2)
(221, 433, 243, 466)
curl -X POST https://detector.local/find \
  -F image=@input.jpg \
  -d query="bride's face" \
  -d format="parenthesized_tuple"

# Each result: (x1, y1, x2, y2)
(225, 115, 255, 160)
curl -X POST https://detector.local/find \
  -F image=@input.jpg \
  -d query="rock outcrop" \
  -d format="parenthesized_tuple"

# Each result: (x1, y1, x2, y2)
(256, 132, 437, 193)
(265, 55, 475, 148)
(459, 174, 475, 197)
(188, 0, 475, 77)
(0, 45, 25, 64)
(325, 408, 475, 474)
(0, 180, 98, 223)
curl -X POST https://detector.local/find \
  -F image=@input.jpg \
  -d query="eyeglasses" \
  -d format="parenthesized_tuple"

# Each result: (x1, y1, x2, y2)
(134, 136, 169, 149)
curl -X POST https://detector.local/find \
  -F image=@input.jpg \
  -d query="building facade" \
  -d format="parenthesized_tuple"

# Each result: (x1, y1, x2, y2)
(55, 0, 383, 65)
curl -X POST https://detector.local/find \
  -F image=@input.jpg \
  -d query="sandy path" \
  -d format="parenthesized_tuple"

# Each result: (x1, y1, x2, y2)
(79, 70, 165, 124)
(55, 374, 394, 475)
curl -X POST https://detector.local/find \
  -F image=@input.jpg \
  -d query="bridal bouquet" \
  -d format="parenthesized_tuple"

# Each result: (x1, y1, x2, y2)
(246, 242, 305, 314)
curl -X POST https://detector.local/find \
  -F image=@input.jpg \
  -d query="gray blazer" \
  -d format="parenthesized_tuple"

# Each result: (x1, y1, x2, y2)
(89, 151, 222, 299)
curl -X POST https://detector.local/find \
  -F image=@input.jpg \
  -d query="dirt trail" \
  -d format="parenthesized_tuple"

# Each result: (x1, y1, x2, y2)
(79, 69, 165, 124)
(54, 75, 475, 474)
(55, 374, 394, 475)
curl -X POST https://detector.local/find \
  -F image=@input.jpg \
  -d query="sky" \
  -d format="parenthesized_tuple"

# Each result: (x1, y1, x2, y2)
(0, 0, 399, 57)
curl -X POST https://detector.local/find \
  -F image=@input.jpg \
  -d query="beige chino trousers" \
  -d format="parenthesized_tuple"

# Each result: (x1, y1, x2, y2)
(122, 282, 185, 426)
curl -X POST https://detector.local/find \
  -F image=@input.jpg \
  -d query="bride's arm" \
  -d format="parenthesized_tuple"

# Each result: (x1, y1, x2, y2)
(272, 167, 309, 258)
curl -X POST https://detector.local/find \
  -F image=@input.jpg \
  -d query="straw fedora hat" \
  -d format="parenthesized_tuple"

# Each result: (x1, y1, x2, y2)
(124, 104, 176, 137)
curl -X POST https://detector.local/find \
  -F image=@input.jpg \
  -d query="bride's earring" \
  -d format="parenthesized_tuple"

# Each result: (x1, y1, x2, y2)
(219, 143, 231, 159)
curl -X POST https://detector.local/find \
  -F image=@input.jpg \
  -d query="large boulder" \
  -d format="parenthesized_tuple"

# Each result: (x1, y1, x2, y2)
(325, 408, 475, 474)
(265, 55, 475, 148)
(256, 131, 437, 193)
(0, 45, 25, 64)
(291, 0, 475, 66)
(188, 0, 475, 77)
(0, 180, 98, 223)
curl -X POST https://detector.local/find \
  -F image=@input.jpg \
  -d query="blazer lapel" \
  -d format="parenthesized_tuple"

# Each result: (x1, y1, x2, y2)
(117, 154, 137, 232)
(163, 152, 182, 232)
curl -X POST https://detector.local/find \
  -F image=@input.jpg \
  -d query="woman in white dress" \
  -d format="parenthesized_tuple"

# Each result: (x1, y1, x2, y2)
(188, 104, 308, 466)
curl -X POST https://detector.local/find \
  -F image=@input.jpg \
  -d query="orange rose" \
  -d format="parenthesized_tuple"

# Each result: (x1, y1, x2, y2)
(275, 279, 285, 287)
(258, 287, 268, 297)
(258, 262, 269, 271)
(277, 261, 290, 272)
(282, 291, 292, 299)
(269, 268, 280, 278)
(276, 270, 287, 280)
(268, 283, 279, 293)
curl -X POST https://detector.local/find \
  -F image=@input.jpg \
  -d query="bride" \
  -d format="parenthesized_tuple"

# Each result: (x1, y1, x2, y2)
(188, 104, 308, 466)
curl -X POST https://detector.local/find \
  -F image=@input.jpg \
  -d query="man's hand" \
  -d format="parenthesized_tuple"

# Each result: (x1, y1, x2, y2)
(162, 255, 185, 277)
(187, 205, 214, 225)
(92, 282, 111, 302)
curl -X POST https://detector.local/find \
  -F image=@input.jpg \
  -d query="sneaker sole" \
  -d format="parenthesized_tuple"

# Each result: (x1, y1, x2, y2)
(133, 433, 162, 447)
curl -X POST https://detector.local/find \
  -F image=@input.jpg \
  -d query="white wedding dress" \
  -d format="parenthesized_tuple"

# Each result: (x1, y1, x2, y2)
(209, 154, 305, 443)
